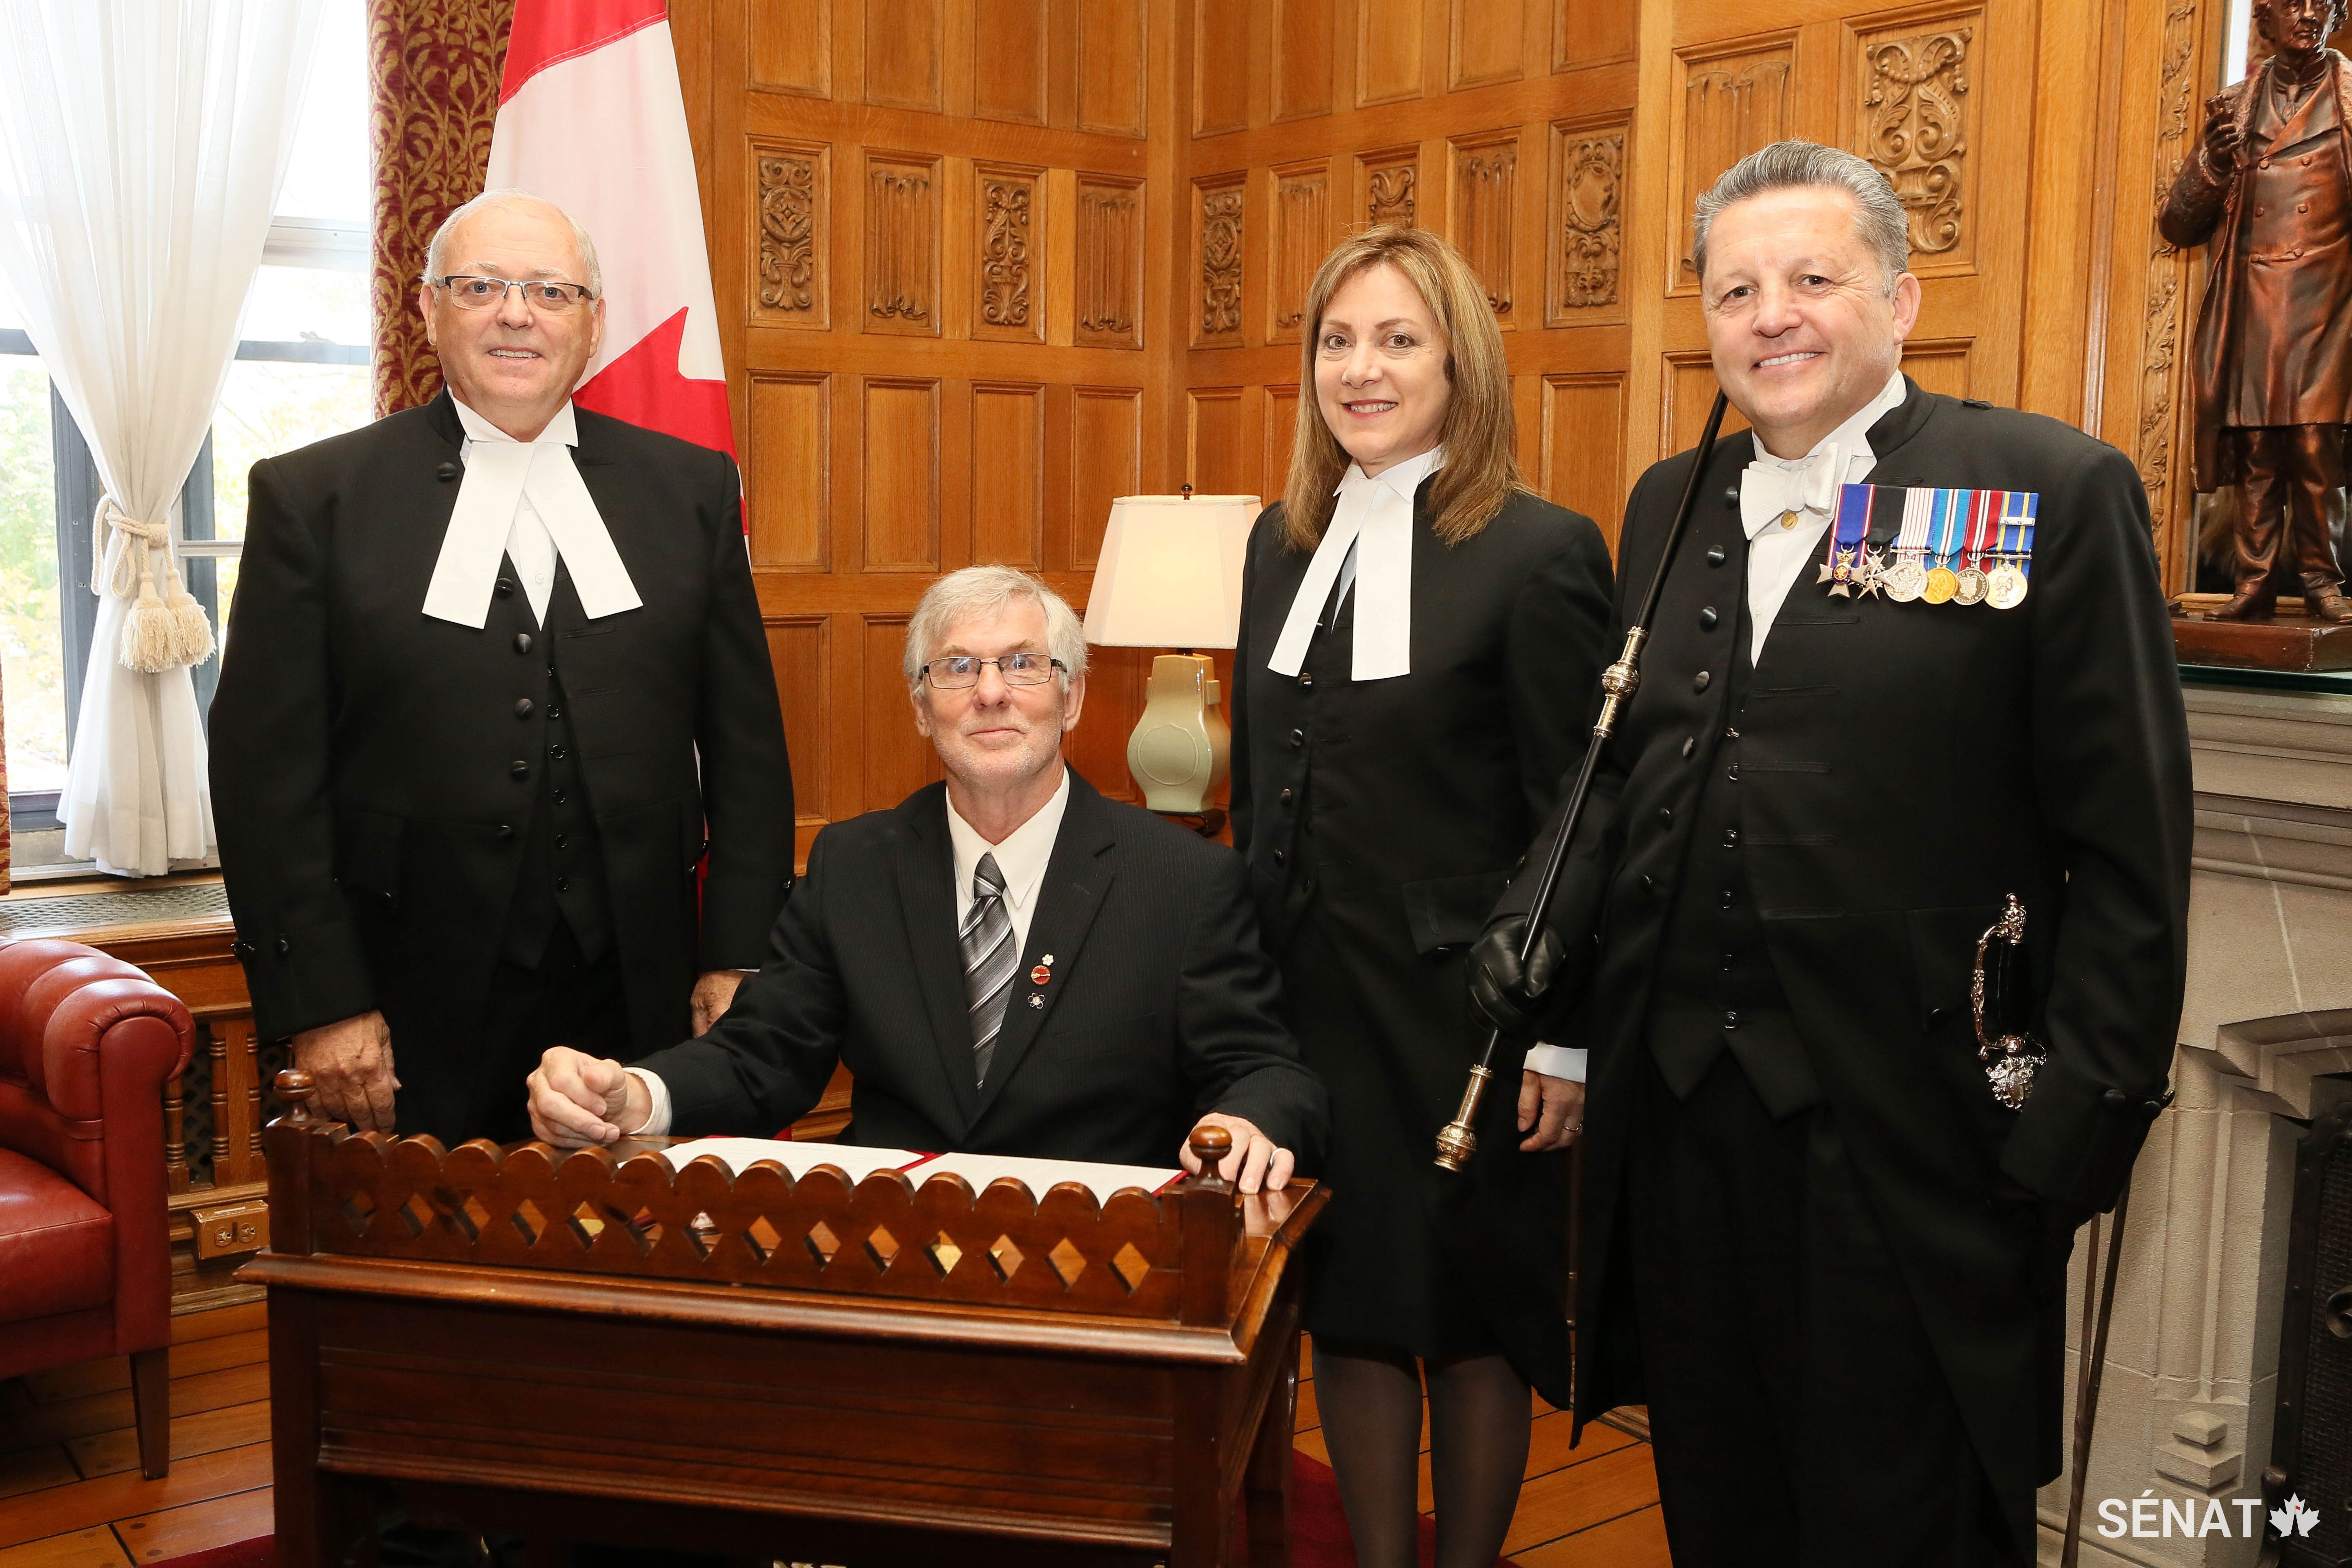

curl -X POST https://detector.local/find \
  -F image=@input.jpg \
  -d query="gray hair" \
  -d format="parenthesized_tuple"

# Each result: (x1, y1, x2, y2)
(1690, 140, 1909, 293)
(421, 189, 604, 297)
(903, 566, 1089, 690)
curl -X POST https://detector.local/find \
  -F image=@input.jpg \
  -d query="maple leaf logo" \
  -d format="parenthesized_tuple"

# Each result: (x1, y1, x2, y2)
(2271, 1495, 2322, 1537)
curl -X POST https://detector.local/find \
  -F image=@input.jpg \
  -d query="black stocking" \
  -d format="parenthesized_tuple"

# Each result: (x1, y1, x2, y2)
(1314, 1340, 1426, 1568)
(1425, 1352, 1531, 1568)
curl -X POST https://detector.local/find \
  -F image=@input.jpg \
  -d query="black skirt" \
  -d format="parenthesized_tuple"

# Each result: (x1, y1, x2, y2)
(1281, 884, 1571, 1400)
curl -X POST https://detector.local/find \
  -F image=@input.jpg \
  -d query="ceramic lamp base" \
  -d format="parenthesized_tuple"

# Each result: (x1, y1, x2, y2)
(1127, 653, 1230, 813)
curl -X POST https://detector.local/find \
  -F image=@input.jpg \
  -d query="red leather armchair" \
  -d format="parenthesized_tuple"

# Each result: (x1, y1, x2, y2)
(0, 938, 195, 1478)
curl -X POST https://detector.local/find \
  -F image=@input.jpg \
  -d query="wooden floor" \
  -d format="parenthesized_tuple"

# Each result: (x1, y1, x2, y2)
(0, 1306, 1668, 1567)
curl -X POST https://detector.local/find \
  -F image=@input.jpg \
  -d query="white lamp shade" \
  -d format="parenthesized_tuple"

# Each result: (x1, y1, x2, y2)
(1082, 494, 1261, 649)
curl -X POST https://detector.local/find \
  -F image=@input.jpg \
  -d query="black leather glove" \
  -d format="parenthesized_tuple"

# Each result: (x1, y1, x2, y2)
(1466, 913, 1566, 1039)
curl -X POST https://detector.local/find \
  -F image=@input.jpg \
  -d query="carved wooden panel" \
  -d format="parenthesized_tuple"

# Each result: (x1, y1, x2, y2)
(1855, 16, 1975, 269)
(1663, 350, 1752, 456)
(971, 381, 1046, 569)
(2138, 0, 2201, 533)
(766, 618, 830, 824)
(1358, 146, 1419, 229)
(1357, 0, 1423, 106)
(1451, 0, 1525, 90)
(748, 372, 831, 569)
(1265, 384, 1303, 499)
(1078, 0, 1147, 136)
(1450, 132, 1518, 323)
(1271, 162, 1331, 343)
(865, 0, 944, 111)
(1273, 0, 1334, 122)
(974, 164, 1041, 344)
(1070, 387, 1141, 570)
(1194, 176, 1247, 347)
(864, 151, 940, 338)
(753, 140, 829, 328)
(1540, 372, 1626, 550)
(751, 0, 831, 97)
(1196, 0, 1252, 135)
(1549, 119, 1624, 323)
(1076, 176, 1143, 350)
(863, 378, 941, 570)
(1675, 37, 1795, 288)
(1187, 388, 1248, 493)
(865, 614, 942, 811)
(1556, 0, 1635, 70)
(974, 0, 1049, 127)
(1900, 336, 1972, 400)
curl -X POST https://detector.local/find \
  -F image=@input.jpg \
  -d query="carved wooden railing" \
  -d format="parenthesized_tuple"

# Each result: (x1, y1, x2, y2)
(264, 1071, 1256, 1325)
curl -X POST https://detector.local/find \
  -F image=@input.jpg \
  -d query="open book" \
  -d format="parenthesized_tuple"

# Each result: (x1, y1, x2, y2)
(660, 1138, 1184, 1206)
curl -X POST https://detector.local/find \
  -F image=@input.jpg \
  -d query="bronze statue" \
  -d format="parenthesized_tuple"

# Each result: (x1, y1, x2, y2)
(2161, 0, 2352, 622)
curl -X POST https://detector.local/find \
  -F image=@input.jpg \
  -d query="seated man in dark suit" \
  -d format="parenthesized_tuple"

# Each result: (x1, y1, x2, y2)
(528, 566, 1326, 1191)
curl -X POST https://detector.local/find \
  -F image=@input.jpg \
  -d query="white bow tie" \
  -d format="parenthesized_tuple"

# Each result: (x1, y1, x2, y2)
(1739, 442, 1847, 538)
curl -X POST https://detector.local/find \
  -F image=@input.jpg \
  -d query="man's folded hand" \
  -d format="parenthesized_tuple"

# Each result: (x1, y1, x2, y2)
(528, 1046, 648, 1146)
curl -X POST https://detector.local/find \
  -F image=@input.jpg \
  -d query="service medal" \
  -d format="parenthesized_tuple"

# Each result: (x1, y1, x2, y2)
(1882, 559, 1927, 601)
(1984, 492, 2037, 610)
(1986, 561, 2029, 609)
(1922, 566, 1960, 604)
(1822, 484, 1875, 599)
(1954, 566, 1989, 605)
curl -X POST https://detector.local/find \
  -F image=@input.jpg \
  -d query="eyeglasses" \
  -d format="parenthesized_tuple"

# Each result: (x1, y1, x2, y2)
(920, 654, 1064, 689)
(436, 275, 597, 313)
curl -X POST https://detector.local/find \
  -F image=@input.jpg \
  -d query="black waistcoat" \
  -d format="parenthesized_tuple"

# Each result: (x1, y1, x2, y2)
(494, 559, 615, 969)
(1642, 559, 1823, 1119)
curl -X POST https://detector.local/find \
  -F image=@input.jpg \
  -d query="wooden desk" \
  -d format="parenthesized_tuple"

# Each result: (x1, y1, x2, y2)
(243, 1075, 1325, 1567)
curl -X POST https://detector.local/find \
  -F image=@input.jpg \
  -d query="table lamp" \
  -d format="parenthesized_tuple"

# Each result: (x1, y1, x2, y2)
(1082, 489, 1260, 814)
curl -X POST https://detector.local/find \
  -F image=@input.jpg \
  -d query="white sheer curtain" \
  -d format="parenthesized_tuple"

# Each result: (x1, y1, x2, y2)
(0, 0, 322, 876)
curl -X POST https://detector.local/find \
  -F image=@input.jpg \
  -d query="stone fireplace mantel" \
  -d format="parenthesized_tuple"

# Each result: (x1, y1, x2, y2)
(2043, 680, 2352, 1567)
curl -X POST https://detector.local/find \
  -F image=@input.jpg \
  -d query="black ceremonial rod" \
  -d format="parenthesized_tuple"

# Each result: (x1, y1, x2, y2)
(1434, 389, 1733, 1173)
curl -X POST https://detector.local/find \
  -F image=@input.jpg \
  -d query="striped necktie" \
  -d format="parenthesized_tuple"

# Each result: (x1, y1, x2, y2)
(960, 852, 1016, 1084)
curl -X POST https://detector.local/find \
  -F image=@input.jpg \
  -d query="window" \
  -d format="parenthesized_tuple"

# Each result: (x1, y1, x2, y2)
(4, 0, 370, 872)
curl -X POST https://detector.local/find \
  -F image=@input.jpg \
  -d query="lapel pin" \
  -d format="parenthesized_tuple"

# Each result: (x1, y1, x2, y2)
(1030, 963, 1052, 986)
(1040, 954, 1054, 966)
(1027, 993, 1045, 1009)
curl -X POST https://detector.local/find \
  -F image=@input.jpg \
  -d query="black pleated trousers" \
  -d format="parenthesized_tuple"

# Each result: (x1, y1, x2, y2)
(1624, 1048, 2022, 1568)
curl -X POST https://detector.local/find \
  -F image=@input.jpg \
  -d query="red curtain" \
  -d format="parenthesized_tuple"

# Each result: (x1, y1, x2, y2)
(368, 0, 513, 416)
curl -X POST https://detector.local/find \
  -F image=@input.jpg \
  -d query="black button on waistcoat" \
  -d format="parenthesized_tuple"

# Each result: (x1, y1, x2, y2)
(511, 760, 531, 779)
(495, 578, 514, 598)
(1657, 807, 1674, 829)
(1698, 607, 1719, 630)
(1279, 788, 1294, 805)
(1298, 675, 1314, 689)
(1692, 671, 1712, 693)
(514, 633, 534, 654)
(550, 744, 568, 761)
(1706, 546, 1728, 568)
(1681, 736, 1697, 758)
(514, 698, 535, 719)
(495, 823, 514, 840)
(1288, 728, 1305, 748)
(436, 462, 460, 482)
(1722, 827, 1740, 849)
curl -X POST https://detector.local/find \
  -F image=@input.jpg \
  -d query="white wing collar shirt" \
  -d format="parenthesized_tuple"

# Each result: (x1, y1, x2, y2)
(1736, 369, 1907, 665)
(624, 768, 1074, 1136)
(1265, 444, 1445, 682)
(423, 396, 644, 630)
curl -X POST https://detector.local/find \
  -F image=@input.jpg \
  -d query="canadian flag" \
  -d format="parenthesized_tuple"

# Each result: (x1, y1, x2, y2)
(487, 0, 733, 454)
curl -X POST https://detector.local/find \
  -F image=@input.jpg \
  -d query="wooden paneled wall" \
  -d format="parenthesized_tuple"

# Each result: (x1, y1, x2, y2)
(1174, 0, 1642, 547)
(665, 0, 2223, 846)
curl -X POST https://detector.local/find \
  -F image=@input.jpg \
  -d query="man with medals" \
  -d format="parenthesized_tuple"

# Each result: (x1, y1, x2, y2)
(212, 192, 797, 1149)
(1464, 143, 2192, 1566)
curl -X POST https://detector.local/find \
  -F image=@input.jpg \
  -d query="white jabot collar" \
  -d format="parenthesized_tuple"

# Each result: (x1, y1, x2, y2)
(1266, 444, 1443, 682)
(1737, 371, 1907, 541)
(422, 396, 643, 627)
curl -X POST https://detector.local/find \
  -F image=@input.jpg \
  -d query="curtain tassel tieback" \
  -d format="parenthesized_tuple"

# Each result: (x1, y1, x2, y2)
(95, 495, 215, 673)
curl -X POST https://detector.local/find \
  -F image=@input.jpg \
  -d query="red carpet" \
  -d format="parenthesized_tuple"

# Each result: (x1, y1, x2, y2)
(145, 1457, 1517, 1568)
(149, 1540, 271, 1568)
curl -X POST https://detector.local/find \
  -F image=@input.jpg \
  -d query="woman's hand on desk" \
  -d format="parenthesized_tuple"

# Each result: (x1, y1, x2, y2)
(1182, 1114, 1295, 1194)
(528, 1046, 652, 1146)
